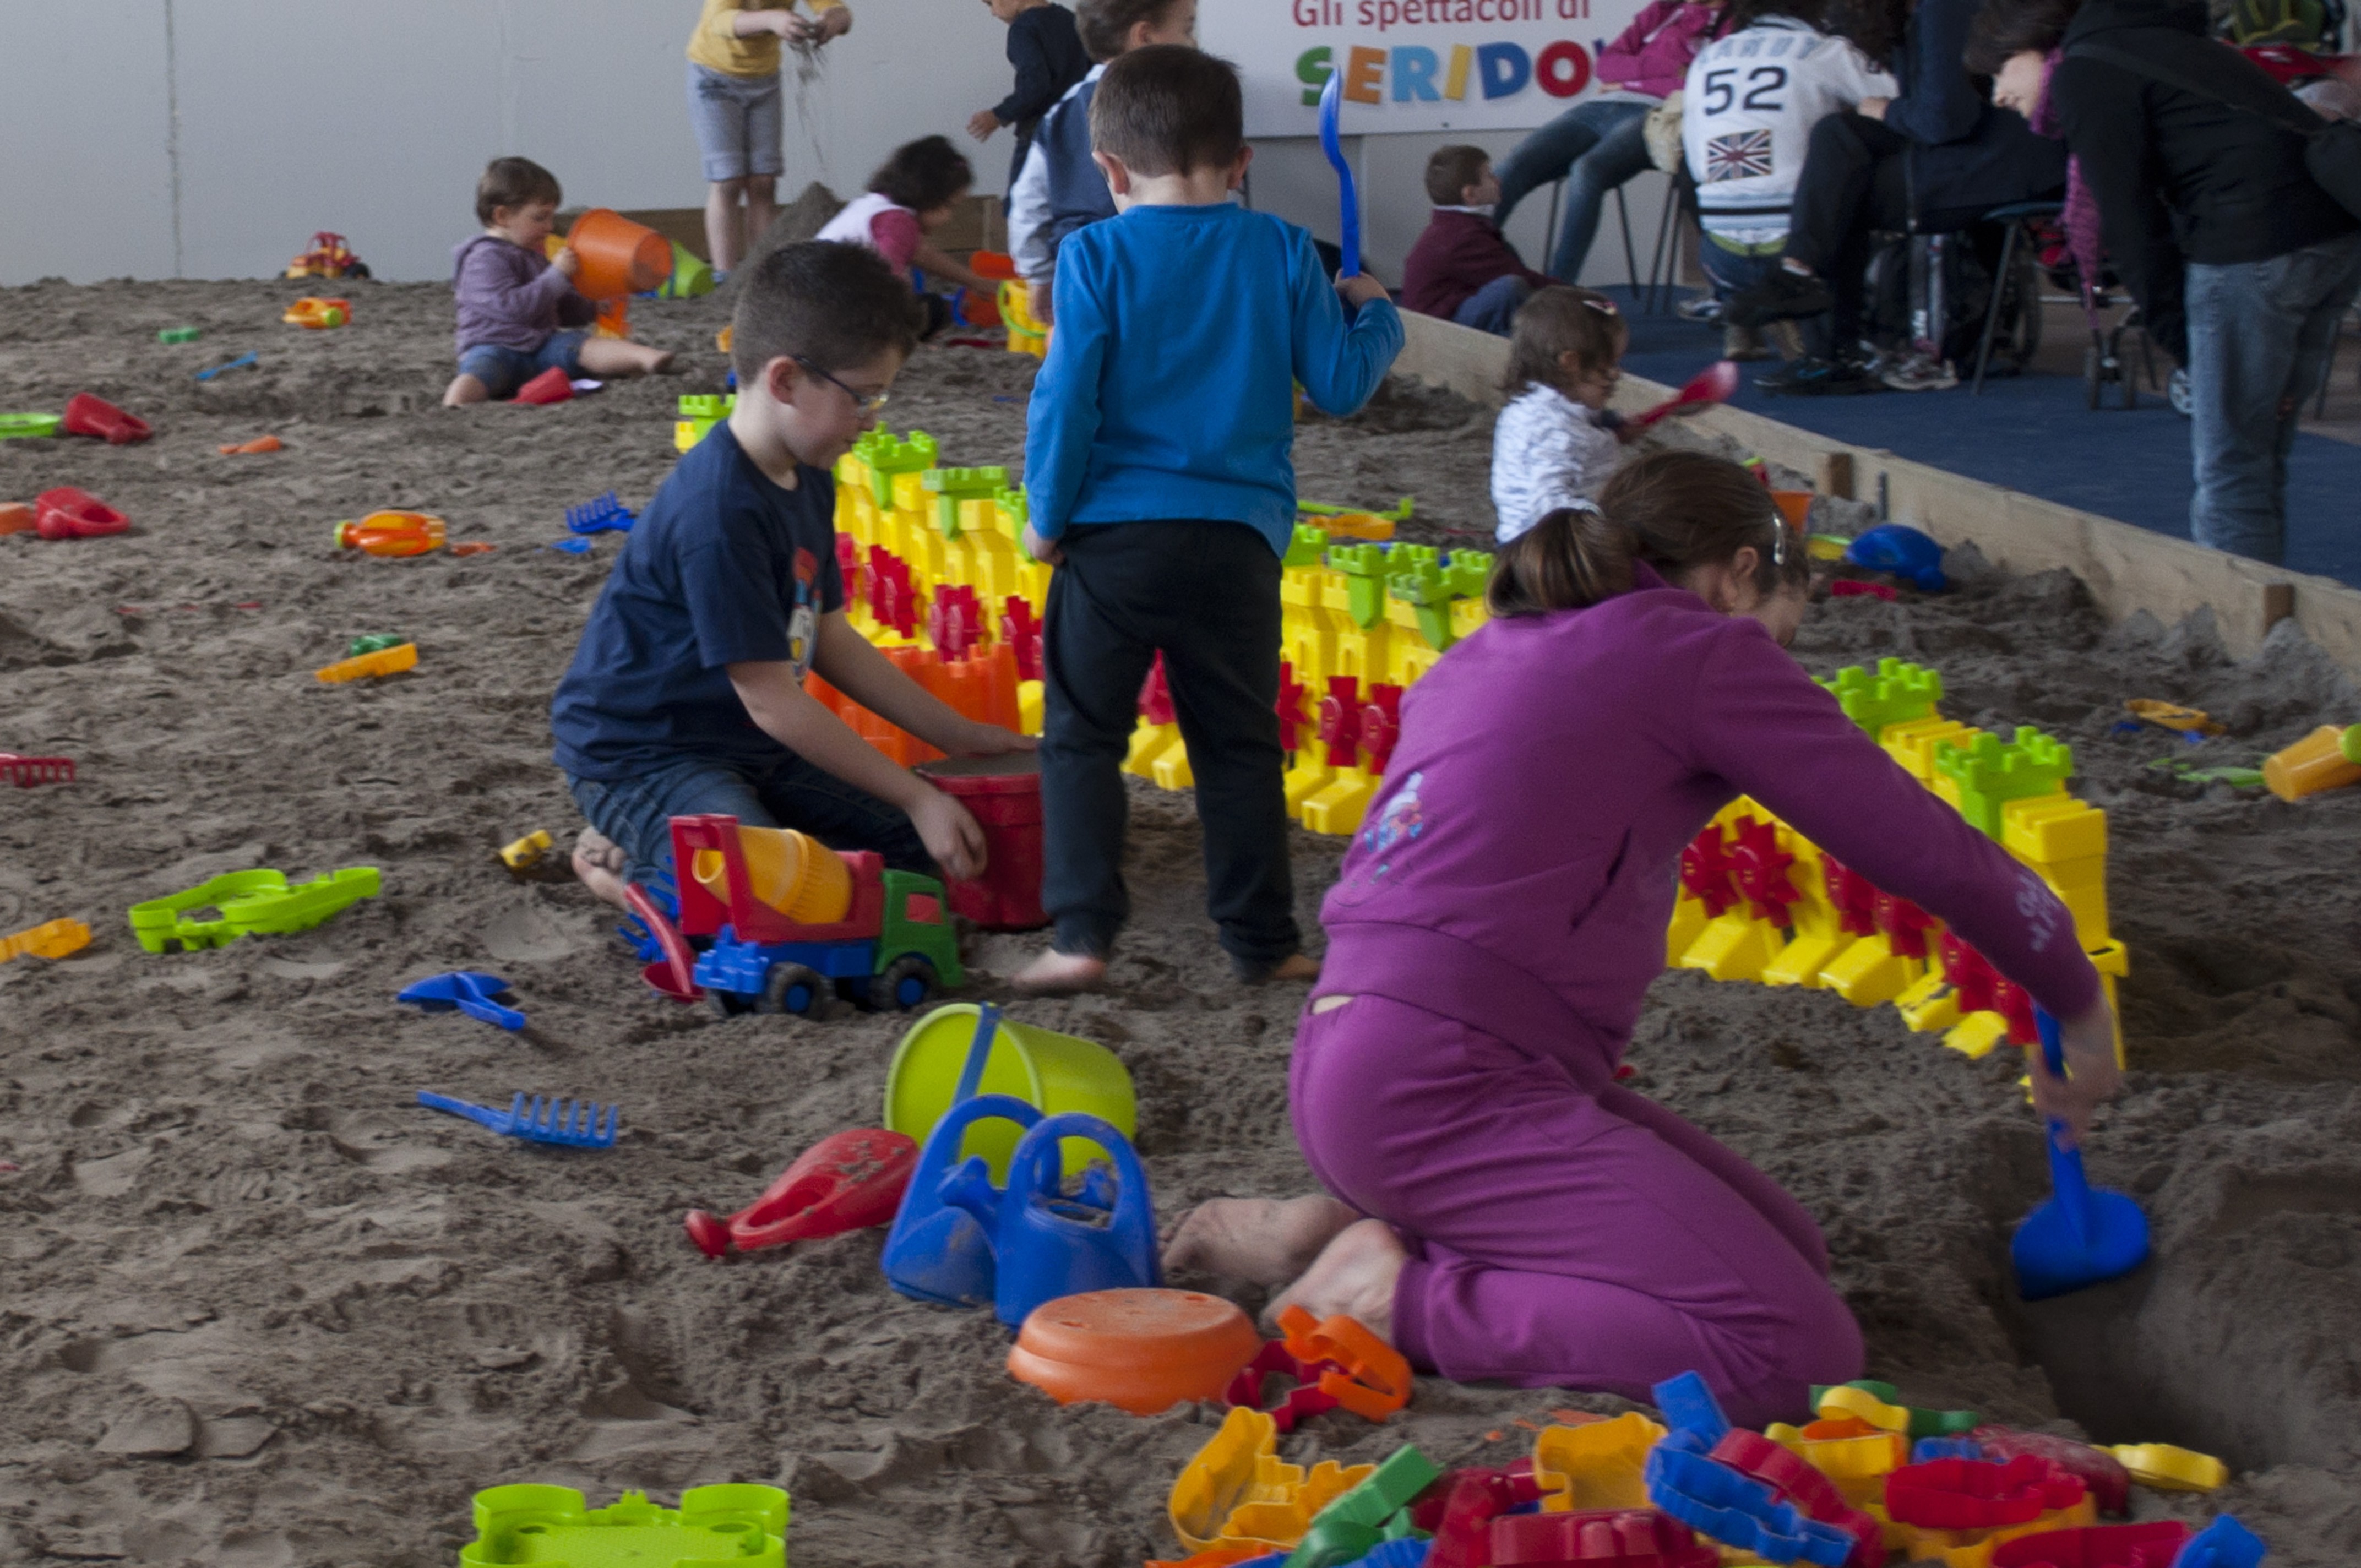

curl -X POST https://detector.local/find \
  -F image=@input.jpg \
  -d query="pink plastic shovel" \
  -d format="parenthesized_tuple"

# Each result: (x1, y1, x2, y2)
(1623, 360, 1741, 434)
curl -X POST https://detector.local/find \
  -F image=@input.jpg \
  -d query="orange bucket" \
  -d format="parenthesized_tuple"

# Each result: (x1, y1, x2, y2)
(1008, 1289, 1262, 1415)
(2262, 723, 2361, 802)
(1771, 490, 1815, 531)
(566, 209, 674, 300)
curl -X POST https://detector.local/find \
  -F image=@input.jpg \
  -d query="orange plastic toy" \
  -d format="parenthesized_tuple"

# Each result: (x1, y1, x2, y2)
(283, 297, 351, 329)
(0, 502, 33, 536)
(219, 435, 282, 455)
(807, 643, 1022, 767)
(1272, 1305, 1413, 1421)
(315, 641, 418, 684)
(334, 511, 445, 557)
(1309, 511, 1397, 542)
(2262, 723, 2361, 801)
(0, 918, 91, 964)
(1009, 1289, 1263, 1415)
(285, 231, 366, 280)
(566, 209, 674, 299)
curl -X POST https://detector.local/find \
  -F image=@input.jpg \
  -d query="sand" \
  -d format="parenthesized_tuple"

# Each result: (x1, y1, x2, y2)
(2, 277, 2358, 1568)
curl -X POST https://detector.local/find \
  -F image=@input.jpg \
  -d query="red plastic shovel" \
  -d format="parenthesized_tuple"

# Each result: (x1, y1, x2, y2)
(514, 367, 574, 406)
(1622, 360, 1740, 434)
(61, 393, 153, 445)
(34, 487, 129, 540)
(685, 1127, 920, 1257)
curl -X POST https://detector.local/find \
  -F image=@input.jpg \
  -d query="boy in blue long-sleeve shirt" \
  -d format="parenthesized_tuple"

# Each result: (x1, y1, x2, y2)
(1013, 45, 1405, 993)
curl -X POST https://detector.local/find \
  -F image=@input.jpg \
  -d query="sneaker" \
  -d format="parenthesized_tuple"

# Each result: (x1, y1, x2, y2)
(2169, 367, 2193, 417)
(1724, 323, 1772, 362)
(1880, 349, 1960, 393)
(1759, 355, 1883, 396)
(1724, 267, 1835, 327)
(1675, 293, 1724, 324)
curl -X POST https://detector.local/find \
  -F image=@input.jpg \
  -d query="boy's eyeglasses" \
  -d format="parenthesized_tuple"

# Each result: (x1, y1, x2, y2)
(793, 356, 891, 413)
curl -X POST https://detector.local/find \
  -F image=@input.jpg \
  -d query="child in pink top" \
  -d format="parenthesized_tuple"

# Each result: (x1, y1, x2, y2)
(1494, 0, 1727, 280)
(817, 135, 999, 336)
(1167, 452, 2120, 1427)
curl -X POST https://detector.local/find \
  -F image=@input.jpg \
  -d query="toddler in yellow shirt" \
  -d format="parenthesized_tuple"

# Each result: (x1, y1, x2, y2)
(687, 0, 853, 273)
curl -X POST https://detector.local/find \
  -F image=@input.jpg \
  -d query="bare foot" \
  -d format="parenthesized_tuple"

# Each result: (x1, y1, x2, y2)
(1011, 949, 1106, 994)
(443, 373, 489, 407)
(1266, 1217, 1408, 1340)
(1246, 952, 1321, 985)
(573, 829, 630, 911)
(1163, 1195, 1362, 1286)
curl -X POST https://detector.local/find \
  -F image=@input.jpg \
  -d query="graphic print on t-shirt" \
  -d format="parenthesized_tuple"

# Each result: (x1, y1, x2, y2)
(788, 546, 820, 679)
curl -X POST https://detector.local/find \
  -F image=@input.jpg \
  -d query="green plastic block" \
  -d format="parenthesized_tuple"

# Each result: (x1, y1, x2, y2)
(997, 485, 1030, 531)
(1329, 545, 1391, 629)
(1933, 726, 2073, 838)
(157, 326, 202, 344)
(348, 634, 406, 657)
(862, 429, 940, 508)
(1387, 544, 1441, 584)
(678, 395, 731, 420)
(0, 412, 61, 440)
(1300, 495, 1416, 524)
(922, 466, 1009, 538)
(1388, 562, 1458, 652)
(1817, 657, 1944, 737)
(1810, 1381, 1979, 1439)
(1283, 1447, 1438, 1568)
(459, 1484, 788, 1568)
(1282, 524, 1330, 570)
(1443, 549, 1493, 600)
(128, 867, 382, 954)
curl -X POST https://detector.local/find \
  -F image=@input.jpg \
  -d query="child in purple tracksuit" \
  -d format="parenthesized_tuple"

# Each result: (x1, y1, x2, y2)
(1165, 451, 2120, 1427)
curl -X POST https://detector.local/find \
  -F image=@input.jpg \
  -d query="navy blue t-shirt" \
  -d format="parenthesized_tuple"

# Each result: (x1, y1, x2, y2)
(551, 424, 845, 780)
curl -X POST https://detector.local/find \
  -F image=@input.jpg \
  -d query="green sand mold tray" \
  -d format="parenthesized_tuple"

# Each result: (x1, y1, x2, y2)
(460, 1485, 788, 1567)
(0, 413, 62, 439)
(128, 866, 382, 954)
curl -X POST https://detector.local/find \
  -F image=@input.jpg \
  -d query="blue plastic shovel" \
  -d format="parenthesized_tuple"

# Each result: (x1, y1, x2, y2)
(2010, 1008, 2150, 1300)
(1318, 68, 1362, 282)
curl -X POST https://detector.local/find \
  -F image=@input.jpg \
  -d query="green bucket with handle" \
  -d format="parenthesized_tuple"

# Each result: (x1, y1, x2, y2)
(884, 1003, 1134, 1180)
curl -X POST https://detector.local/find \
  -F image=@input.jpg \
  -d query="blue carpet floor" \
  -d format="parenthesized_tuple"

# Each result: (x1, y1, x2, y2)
(1602, 287, 2361, 588)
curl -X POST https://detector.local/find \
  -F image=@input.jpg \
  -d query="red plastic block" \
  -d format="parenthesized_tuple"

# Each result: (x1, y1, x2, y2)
(1968, 1430, 2130, 1517)
(62, 392, 151, 445)
(928, 585, 983, 658)
(1491, 1508, 1720, 1568)
(514, 366, 574, 405)
(1679, 826, 1739, 918)
(1726, 817, 1803, 926)
(1822, 855, 1880, 936)
(1987, 1523, 2191, 1568)
(1141, 654, 1177, 726)
(1711, 1431, 1881, 1566)
(1001, 595, 1043, 681)
(1413, 1463, 1546, 1568)
(1319, 677, 1361, 769)
(1884, 1457, 2085, 1532)
(1359, 685, 1403, 776)
(34, 487, 129, 540)
(1873, 892, 1938, 959)
(0, 753, 76, 787)
(1276, 662, 1307, 755)
(1939, 939, 2038, 1045)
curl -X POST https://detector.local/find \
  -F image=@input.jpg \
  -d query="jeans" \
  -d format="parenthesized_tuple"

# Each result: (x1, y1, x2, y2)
(1494, 100, 1656, 282)
(1452, 275, 1533, 335)
(1040, 521, 1298, 969)
(687, 62, 784, 183)
(456, 331, 586, 400)
(1699, 233, 1783, 302)
(567, 752, 933, 891)
(2184, 228, 2361, 564)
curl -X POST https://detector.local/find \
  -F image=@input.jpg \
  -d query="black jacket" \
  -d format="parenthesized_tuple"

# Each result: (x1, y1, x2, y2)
(2054, 0, 2355, 361)
(1887, 0, 2068, 216)
(994, 4, 1091, 133)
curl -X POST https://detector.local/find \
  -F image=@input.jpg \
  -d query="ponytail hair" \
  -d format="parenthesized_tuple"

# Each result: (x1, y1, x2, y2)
(1486, 450, 1808, 617)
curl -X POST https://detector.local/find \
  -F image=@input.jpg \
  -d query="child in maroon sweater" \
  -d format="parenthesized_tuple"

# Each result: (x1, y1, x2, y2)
(1400, 146, 1554, 334)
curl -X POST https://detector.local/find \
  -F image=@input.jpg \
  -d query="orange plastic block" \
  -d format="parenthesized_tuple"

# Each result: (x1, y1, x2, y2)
(315, 642, 418, 684)
(218, 435, 282, 455)
(0, 502, 32, 536)
(335, 511, 445, 557)
(282, 296, 351, 329)
(0, 918, 91, 964)
(1275, 1305, 1412, 1422)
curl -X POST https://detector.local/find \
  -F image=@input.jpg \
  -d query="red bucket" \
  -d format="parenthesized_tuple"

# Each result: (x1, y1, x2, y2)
(917, 754, 1045, 930)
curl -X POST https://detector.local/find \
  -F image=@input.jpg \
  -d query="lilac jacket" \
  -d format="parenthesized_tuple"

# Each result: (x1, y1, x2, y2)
(1319, 566, 2099, 1091)
(451, 233, 597, 356)
(1600, 0, 1726, 100)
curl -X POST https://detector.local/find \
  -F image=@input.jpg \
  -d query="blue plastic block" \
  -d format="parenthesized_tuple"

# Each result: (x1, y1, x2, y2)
(547, 537, 594, 555)
(1645, 1446, 1852, 1567)
(940, 1110, 1160, 1326)
(398, 971, 525, 1032)
(565, 491, 636, 535)
(1912, 1436, 1985, 1463)
(2175, 1517, 2266, 1568)
(1652, 1371, 1732, 1446)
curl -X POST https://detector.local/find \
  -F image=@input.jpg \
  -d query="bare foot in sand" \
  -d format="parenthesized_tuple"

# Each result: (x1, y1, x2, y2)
(573, 829, 630, 911)
(1163, 1195, 1362, 1286)
(1266, 1217, 1408, 1340)
(1011, 949, 1106, 994)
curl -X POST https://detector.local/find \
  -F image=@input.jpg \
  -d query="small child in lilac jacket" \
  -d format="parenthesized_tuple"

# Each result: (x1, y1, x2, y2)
(1166, 451, 2121, 1428)
(444, 157, 678, 407)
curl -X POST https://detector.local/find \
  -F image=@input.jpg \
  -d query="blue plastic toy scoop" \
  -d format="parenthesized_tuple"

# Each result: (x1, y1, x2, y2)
(397, 971, 526, 1032)
(1318, 69, 1362, 281)
(2010, 1008, 2150, 1300)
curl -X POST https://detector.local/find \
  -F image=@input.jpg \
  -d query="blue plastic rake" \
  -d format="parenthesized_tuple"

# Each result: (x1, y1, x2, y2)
(564, 491, 636, 535)
(417, 1091, 620, 1148)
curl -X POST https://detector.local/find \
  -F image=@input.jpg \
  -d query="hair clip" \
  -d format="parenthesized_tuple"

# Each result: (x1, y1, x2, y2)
(1581, 296, 1620, 316)
(1770, 514, 1789, 568)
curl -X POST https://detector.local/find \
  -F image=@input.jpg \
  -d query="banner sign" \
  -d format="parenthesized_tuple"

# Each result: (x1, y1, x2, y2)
(1205, 0, 1656, 138)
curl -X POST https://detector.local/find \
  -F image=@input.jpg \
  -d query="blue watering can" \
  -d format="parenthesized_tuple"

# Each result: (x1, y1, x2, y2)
(941, 1111, 1161, 1327)
(882, 1092, 1045, 1308)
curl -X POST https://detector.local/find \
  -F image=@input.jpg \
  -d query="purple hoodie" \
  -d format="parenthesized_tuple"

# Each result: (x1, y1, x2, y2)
(451, 233, 598, 357)
(1319, 565, 2099, 1092)
(1599, 0, 1727, 100)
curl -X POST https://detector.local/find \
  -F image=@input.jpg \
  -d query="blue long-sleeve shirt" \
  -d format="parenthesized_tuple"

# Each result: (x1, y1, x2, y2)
(1022, 202, 1405, 555)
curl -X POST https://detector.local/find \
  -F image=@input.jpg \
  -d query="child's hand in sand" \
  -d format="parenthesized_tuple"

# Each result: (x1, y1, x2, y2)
(1022, 524, 1064, 565)
(2030, 996, 2123, 1144)
(1337, 273, 1390, 308)
(945, 719, 1037, 758)
(909, 788, 988, 881)
(552, 246, 581, 279)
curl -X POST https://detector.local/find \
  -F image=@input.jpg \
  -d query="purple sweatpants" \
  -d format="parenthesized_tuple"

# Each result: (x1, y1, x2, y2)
(1290, 994, 1864, 1428)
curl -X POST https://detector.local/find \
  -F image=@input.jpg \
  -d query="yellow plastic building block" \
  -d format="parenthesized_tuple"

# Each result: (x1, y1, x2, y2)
(1125, 721, 1185, 781)
(1301, 767, 1379, 836)
(1154, 745, 1197, 791)
(1532, 1412, 1664, 1512)
(1667, 892, 1711, 968)
(1771, 1427, 1907, 1507)
(1, 918, 91, 964)
(1679, 911, 1782, 983)
(1894, 968, 1961, 1033)
(1168, 1407, 1374, 1555)
(2104, 1443, 2227, 1491)
(315, 642, 418, 684)
(1881, 717, 1978, 782)
(499, 830, 553, 872)
(1816, 1384, 1912, 1432)
(1943, 1011, 2012, 1060)
(1817, 935, 1924, 1008)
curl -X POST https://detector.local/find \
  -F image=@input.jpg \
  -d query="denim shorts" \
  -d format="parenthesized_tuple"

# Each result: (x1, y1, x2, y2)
(567, 752, 932, 891)
(687, 62, 784, 183)
(456, 331, 586, 399)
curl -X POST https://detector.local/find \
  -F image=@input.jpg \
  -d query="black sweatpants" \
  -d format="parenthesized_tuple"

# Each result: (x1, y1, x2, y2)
(1039, 520, 1297, 969)
(1785, 112, 1990, 347)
